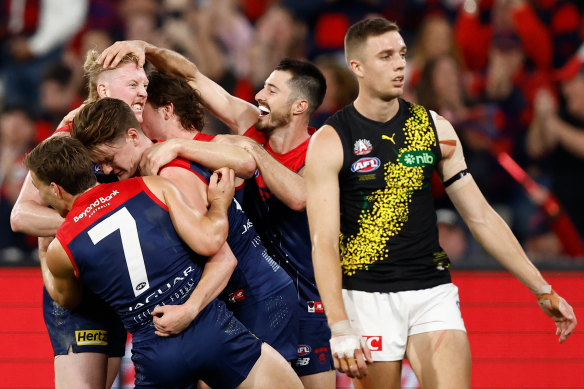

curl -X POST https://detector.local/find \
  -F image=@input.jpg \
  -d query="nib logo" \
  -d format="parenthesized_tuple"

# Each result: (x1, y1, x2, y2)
(399, 151, 436, 167)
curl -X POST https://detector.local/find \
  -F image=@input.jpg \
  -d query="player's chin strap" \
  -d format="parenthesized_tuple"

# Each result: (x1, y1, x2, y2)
(535, 285, 561, 314)
(329, 320, 366, 359)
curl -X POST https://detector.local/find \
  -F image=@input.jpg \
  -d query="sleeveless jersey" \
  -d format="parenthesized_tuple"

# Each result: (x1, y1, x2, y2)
(162, 158, 293, 302)
(56, 178, 205, 341)
(325, 99, 451, 292)
(242, 126, 325, 320)
(193, 132, 245, 203)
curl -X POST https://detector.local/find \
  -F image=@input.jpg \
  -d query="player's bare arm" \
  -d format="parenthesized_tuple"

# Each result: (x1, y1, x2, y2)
(44, 238, 83, 310)
(437, 116, 577, 343)
(140, 138, 256, 179)
(98, 40, 259, 135)
(151, 242, 237, 337)
(11, 132, 71, 235)
(145, 172, 238, 336)
(10, 171, 64, 236)
(216, 134, 307, 210)
(306, 125, 372, 378)
(145, 171, 231, 256)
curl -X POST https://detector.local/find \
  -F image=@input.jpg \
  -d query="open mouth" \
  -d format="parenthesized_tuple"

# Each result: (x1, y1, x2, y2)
(258, 105, 270, 117)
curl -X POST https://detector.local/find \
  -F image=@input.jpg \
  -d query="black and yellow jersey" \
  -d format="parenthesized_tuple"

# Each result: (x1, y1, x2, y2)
(326, 99, 451, 292)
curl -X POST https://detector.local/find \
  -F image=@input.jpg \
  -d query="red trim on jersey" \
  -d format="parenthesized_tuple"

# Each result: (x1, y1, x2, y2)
(57, 178, 145, 245)
(139, 177, 168, 211)
(244, 126, 315, 172)
(56, 178, 146, 277)
(161, 158, 209, 185)
(55, 237, 80, 278)
(193, 132, 216, 142)
(54, 123, 73, 135)
(243, 126, 267, 143)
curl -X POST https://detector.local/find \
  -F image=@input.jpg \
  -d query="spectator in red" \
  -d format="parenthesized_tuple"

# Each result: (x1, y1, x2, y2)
(526, 46, 584, 239)
(455, 0, 553, 73)
(0, 106, 37, 263)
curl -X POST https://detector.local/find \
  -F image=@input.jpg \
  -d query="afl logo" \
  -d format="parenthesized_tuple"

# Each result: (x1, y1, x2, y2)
(297, 345, 311, 356)
(351, 157, 381, 173)
(136, 282, 147, 291)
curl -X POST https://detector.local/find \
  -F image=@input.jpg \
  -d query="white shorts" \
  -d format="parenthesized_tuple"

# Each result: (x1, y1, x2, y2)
(342, 283, 466, 361)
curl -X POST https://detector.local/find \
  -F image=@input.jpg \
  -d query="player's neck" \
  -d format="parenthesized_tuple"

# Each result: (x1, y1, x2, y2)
(268, 119, 310, 154)
(161, 123, 197, 141)
(353, 94, 400, 123)
(68, 183, 99, 210)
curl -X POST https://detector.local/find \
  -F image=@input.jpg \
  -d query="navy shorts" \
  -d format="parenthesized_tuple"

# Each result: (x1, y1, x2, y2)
(43, 287, 126, 357)
(226, 282, 299, 361)
(293, 318, 334, 376)
(131, 299, 261, 389)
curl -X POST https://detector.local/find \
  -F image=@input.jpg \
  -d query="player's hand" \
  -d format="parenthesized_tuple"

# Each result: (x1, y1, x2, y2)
(37, 236, 55, 260)
(537, 288, 577, 343)
(58, 104, 85, 129)
(214, 134, 260, 154)
(208, 167, 235, 207)
(98, 40, 147, 69)
(329, 320, 372, 378)
(151, 304, 195, 337)
(139, 140, 180, 176)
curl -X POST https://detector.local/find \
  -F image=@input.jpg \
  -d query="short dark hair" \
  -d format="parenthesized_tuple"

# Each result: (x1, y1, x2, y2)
(146, 70, 205, 131)
(24, 136, 96, 195)
(345, 17, 400, 63)
(72, 98, 141, 153)
(274, 59, 327, 116)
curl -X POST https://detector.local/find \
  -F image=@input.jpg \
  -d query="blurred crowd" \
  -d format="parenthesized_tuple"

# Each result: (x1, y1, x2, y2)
(1, 0, 584, 265)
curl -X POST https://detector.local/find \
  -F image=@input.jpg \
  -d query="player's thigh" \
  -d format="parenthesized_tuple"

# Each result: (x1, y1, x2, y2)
(406, 329, 471, 389)
(54, 352, 107, 389)
(238, 343, 303, 389)
(300, 369, 336, 389)
(351, 361, 402, 389)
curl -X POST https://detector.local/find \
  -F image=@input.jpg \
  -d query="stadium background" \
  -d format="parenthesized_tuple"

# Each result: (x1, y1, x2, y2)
(1, 0, 584, 387)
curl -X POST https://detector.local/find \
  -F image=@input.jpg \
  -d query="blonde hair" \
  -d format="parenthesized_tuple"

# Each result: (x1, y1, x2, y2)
(83, 49, 140, 103)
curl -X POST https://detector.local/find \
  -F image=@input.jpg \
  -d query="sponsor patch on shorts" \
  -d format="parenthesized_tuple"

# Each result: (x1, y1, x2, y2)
(75, 330, 108, 346)
(362, 335, 382, 351)
(307, 301, 324, 313)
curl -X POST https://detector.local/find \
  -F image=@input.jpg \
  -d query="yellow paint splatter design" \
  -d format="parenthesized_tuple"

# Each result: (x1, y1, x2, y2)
(340, 104, 436, 275)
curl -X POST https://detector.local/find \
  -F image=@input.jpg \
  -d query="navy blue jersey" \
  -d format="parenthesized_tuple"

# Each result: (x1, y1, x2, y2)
(163, 158, 293, 302)
(56, 177, 262, 387)
(163, 158, 299, 360)
(56, 178, 206, 341)
(242, 127, 326, 320)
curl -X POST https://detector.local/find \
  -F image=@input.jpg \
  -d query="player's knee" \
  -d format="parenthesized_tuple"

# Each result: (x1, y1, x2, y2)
(239, 343, 302, 389)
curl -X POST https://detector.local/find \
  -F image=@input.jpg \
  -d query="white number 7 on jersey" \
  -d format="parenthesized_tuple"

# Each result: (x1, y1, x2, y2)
(88, 207, 150, 297)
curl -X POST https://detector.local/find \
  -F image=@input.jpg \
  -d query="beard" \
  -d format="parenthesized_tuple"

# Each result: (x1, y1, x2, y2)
(255, 109, 292, 133)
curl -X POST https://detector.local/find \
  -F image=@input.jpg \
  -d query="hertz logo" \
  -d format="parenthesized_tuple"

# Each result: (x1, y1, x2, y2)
(75, 330, 108, 346)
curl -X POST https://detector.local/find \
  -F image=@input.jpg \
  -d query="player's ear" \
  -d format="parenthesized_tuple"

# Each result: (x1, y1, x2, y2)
(292, 99, 309, 116)
(349, 59, 363, 78)
(126, 128, 141, 144)
(97, 82, 108, 98)
(163, 103, 174, 120)
(51, 182, 63, 199)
